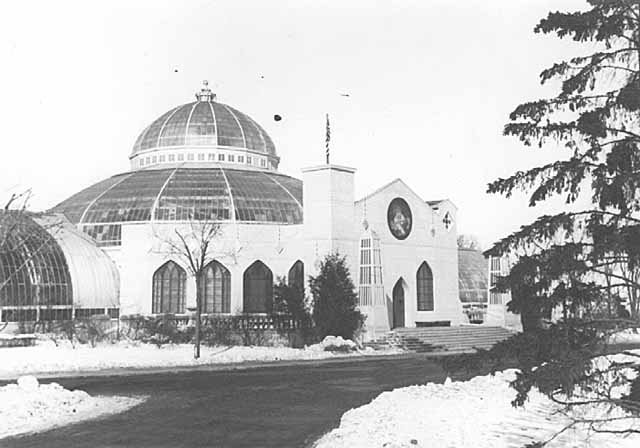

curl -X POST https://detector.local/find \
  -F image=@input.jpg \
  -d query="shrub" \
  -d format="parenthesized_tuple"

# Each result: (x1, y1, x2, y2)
(309, 253, 364, 340)
(273, 277, 311, 325)
(200, 318, 234, 346)
(75, 315, 111, 347)
(239, 325, 268, 346)
(123, 314, 192, 347)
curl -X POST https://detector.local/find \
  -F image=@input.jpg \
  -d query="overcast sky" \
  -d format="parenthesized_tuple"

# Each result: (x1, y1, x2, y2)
(0, 0, 589, 247)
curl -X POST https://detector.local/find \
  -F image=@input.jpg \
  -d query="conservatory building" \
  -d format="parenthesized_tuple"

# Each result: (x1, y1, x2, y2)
(0, 81, 467, 338)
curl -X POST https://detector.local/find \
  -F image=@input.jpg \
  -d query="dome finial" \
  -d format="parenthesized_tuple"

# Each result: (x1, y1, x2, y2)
(195, 80, 216, 102)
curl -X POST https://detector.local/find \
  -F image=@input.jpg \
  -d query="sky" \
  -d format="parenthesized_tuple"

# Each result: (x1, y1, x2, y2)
(0, 0, 590, 248)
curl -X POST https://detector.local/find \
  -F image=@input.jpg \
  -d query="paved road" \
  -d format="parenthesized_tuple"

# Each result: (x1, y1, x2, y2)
(2, 356, 455, 448)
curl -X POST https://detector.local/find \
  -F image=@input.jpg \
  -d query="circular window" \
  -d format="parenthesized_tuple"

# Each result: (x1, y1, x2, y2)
(387, 198, 413, 240)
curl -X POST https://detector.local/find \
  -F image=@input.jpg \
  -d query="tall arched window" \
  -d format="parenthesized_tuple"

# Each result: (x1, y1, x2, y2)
(152, 261, 186, 314)
(243, 260, 273, 313)
(416, 262, 434, 311)
(288, 260, 304, 292)
(203, 260, 230, 313)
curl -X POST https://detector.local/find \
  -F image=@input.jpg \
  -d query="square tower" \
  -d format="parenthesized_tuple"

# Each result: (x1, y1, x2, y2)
(302, 164, 358, 274)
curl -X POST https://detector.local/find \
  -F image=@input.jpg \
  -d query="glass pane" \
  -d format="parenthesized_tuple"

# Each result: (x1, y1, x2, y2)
(140, 106, 182, 150)
(185, 102, 217, 146)
(213, 103, 245, 148)
(52, 174, 129, 224)
(158, 104, 193, 147)
(83, 170, 173, 223)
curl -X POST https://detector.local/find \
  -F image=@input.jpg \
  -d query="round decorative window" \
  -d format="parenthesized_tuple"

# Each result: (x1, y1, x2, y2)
(387, 198, 412, 240)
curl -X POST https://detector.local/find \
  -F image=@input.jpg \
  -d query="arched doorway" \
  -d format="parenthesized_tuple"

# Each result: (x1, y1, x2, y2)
(392, 278, 405, 328)
(243, 260, 273, 313)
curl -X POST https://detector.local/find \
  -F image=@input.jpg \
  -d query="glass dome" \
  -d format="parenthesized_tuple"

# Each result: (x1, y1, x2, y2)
(130, 81, 278, 171)
(51, 82, 303, 248)
(52, 167, 303, 227)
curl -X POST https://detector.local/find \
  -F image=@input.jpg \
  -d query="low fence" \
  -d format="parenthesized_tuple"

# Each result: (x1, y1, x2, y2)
(202, 314, 311, 331)
(116, 313, 314, 348)
(0, 312, 315, 348)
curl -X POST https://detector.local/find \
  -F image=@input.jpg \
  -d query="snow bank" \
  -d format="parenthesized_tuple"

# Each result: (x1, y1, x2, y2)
(0, 333, 34, 340)
(0, 339, 399, 378)
(315, 357, 640, 448)
(0, 376, 144, 439)
(609, 328, 640, 344)
(307, 336, 359, 353)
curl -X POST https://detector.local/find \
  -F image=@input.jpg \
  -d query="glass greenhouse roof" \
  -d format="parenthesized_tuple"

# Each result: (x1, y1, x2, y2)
(51, 167, 303, 225)
(0, 212, 72, 308)
(131, 101, 276, 157)
(458, 249, 488, 303)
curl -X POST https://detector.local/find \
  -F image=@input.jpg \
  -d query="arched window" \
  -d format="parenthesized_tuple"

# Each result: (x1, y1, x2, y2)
(152, 261, 186, 314)
(288, 260, 304, 292)
(243, 260, 273, 313)
(416, 262, 434, 311)
(202, 260, 230, 314)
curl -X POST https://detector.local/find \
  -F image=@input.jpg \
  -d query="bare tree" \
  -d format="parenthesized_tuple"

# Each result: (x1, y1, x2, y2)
(0, 189, 32, 248)
(457, 234, 482, 251)
(153, 218, 227, 359)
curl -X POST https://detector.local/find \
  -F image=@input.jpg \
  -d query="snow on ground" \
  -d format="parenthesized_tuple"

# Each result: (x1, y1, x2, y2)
(609, 328, 640, 344)
(0, 336, 400, 378)
(0, 376, 144, 439)
(314, 353, 640, 448)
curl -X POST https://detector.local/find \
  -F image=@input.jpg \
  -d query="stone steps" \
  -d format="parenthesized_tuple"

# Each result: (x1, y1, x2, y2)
(367, 326, 516, 354)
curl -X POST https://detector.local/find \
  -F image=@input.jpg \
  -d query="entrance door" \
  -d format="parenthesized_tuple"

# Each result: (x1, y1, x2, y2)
(392, 279, 405, 328)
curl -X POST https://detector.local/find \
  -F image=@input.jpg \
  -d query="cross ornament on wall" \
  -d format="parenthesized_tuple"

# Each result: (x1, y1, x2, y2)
(443, 212, 453, 231)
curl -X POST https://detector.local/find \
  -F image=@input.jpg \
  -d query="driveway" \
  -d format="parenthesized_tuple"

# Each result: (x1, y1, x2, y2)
(2, 355, 452, 448)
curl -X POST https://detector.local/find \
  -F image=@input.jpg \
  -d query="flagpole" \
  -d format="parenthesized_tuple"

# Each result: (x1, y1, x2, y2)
(325, 113, 330, 164)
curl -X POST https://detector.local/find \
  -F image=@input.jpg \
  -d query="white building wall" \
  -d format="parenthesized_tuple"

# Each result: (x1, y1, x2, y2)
(113, 221, 305, 316)
(355, 180, 462, 328)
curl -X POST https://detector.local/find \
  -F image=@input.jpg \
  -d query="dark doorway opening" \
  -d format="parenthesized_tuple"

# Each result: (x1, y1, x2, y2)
(392, 279, 405, 328)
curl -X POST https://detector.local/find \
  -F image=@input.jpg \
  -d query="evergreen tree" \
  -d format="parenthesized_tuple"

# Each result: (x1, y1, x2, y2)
(474, 1, 640, 442)
(273, 276, 311, 325)
(309, 253, 364, 340)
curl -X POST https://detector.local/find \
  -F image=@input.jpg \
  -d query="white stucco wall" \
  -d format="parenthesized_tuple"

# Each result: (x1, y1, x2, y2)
(355, 180, 462, 329)
(109, 221, 305, 316)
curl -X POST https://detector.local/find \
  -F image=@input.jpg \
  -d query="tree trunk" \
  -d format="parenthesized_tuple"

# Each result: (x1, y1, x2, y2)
(630, 287, 639, 322)
(194, 273, 202, 359)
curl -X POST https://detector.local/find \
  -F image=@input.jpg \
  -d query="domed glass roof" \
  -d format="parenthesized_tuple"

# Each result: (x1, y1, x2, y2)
(0, 211, 72, 311)
(131, 82, 276, 158)
(51, 167, 303, 225)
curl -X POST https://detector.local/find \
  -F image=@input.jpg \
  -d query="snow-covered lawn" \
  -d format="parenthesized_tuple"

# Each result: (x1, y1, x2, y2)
(0, 376, 144, 439)
(609, 328, 640, 344)
(314, 353, 640, 448)
(0, 335, 400, 378)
